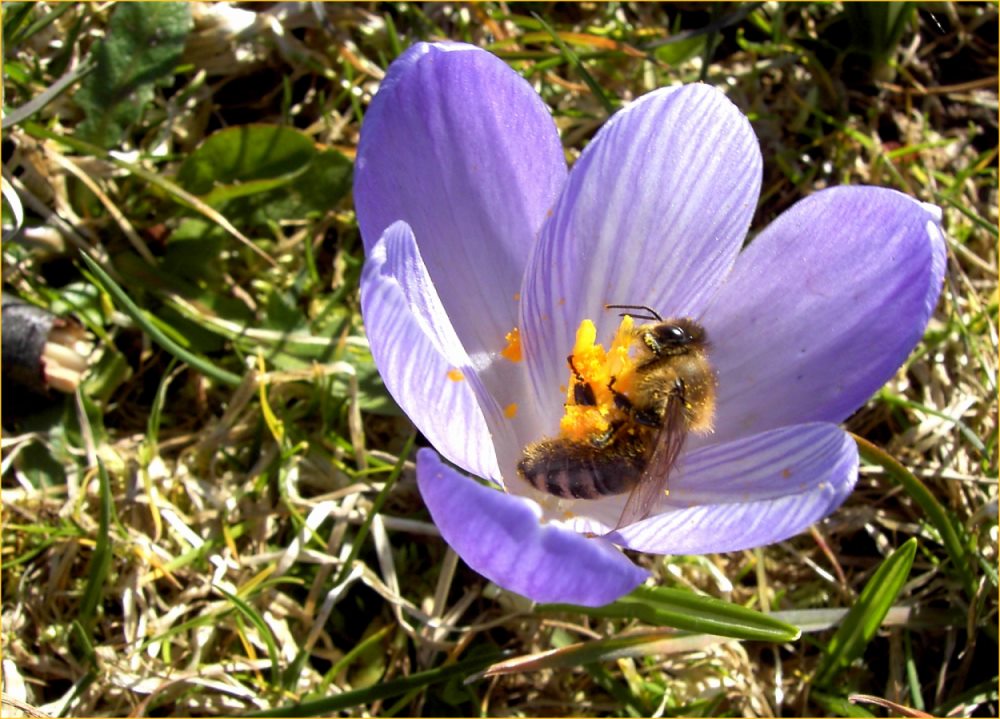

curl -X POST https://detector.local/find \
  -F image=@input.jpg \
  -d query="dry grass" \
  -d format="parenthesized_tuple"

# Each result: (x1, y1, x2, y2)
(2, 2, 997, 716)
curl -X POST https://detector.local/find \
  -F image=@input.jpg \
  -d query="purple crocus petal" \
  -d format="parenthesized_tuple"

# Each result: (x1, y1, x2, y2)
(417, 448, 648, 606)
(355, 42, 567, 364)
(609, 423, 857, 553)
(361, 221, 502, 481)
(703, 186, 947, 444)
(521, 84, 762, 429)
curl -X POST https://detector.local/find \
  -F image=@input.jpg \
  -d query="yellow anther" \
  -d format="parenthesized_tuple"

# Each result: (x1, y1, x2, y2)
(501, 327, 523, 363)
(558, 315, 641, 442)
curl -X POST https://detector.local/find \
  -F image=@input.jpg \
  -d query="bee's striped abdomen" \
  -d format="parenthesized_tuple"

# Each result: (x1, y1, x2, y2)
(517, 437, 642, 499)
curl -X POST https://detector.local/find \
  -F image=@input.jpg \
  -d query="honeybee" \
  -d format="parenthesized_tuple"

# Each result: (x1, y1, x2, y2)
(517, 305, 717, 531)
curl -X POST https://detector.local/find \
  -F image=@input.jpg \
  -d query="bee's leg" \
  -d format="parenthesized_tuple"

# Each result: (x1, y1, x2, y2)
(607, 375, 632, 412)
(667, 377, 692, 422)
(608, 376, 657, 427)
(607, 375, 670, 428)
(633, 408, 662, 427)
(588, 419, 624, 448)
(567, 355, 597, 406)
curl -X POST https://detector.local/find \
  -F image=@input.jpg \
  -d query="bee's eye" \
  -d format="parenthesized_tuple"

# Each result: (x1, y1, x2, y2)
(645, 324, 692, 355)
(662, 325, 690, 345)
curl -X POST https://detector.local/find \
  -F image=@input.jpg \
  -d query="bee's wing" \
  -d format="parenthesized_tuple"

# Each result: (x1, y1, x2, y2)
(612, 394, 688, 531)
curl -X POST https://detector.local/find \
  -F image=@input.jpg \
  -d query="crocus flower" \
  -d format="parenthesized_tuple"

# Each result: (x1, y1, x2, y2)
(354, 42, 946, 607)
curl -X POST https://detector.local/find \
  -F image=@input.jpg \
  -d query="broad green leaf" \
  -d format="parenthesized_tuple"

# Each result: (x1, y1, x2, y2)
(11, 403, 70, 488)
(80, 338, 128, 404)
(75, 3, 192, 148)
(174, 126, 352, 229)
(20, 118, 274, 267)
(278, 146, 353, 218)
(177, 125, 317, 197)
(814, 537, 918, 687)
(305, 625, 392, 693)
(113, 245, 253, 327)
(539, 584, 801, 642)
(215, 146, 353, 227)
(263, 288, 308, 333)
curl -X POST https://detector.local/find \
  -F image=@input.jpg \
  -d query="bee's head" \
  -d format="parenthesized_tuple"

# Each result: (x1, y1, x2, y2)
(641, 318, 707, 356)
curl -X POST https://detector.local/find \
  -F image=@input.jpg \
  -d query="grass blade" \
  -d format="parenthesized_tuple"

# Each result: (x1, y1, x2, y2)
(332, 431, 416, 586)
(814, 537, 918, 687)
(539, 584, 801, 642)
(21, 119, 277, 266)
(79, 252, 243, 387)
(531, 11, 617, 115)
(243, 650, 506, 717)
(216, 586, 282, 689)
(77, 455, 113, 629)
(854, 435, 977, 600)
(812, 691, 876, 717)
(481, 630, 692, 677)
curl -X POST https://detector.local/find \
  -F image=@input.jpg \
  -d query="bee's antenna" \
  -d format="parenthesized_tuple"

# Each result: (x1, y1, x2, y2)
(605, 304, 663, 322)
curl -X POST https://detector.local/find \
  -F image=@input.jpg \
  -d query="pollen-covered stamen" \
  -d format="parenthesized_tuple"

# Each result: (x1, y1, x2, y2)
(558, 316, 641, 442)
(501, 327, 522, 362)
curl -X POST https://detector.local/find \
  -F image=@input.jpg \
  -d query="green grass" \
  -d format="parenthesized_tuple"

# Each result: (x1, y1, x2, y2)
(2, 2, 997, 716)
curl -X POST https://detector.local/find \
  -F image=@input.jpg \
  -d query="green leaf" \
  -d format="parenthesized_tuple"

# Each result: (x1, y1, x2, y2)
(175, 125, 352, 228)
(14, 429, 68, 488)
(75, 3, 192, 148)
(282, 147, 353, 217)
(219, 146, 353, 227)
(814, 537, 918, 687)
(177, 125, 317, 198)
(263, 288, 308, 333)
(539, 584, 801, 642)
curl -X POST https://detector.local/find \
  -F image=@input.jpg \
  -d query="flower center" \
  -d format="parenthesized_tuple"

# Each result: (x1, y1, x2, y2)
(559, 316, 640, 442)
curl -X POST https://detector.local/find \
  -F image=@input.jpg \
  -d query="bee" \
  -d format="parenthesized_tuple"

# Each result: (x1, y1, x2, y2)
(517, 304, 717, 530)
